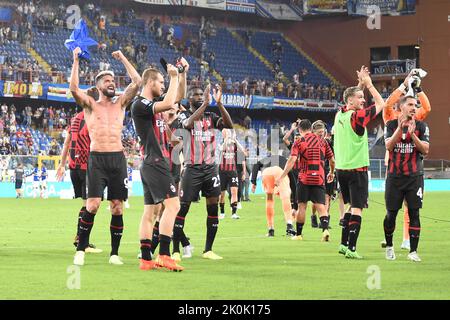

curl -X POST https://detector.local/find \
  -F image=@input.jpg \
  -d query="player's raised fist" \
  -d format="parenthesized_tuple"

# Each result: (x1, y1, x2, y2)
(73, 47, 81, 60)
(167, 64, 179, 77)
(112, 50, 125, 60)
(179, 57, 190, 72)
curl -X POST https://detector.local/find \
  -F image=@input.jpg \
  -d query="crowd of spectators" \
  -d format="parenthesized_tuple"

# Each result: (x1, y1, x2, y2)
(1, 1, 344, 102)
(0, 102, 71, 156)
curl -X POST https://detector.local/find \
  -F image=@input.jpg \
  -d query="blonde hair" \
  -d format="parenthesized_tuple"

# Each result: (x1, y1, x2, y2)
(142, 68, 162, 86)
(343, 86, 362, 104)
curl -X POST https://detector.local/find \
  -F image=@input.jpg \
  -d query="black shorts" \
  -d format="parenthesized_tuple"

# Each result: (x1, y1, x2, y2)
(86, 151, 128, 201)
(15, 179, 23, 189)
(171, 164, 181, 185)
(290, 169, 299, 207)
(141, 160, 178, 205)
(296, 181, 326, 205)
(336, 170, 368, 209)
(70, 168, 87, 200)
(219, 170, 239, 191)
(385, 175, 424, 211)
(179, 164, 221, 202)
(325, 177, 336, 196)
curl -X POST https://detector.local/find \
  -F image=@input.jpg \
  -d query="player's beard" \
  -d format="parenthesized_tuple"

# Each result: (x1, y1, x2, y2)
(101, 88, 116, 98)
(192, 100, 203, 109)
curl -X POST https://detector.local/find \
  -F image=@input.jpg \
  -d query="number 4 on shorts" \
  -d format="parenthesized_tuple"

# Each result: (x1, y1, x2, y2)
(417, 187, 423, 199)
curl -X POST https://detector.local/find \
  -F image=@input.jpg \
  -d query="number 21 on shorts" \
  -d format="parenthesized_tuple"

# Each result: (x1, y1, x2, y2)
(212, 175, 220, 188)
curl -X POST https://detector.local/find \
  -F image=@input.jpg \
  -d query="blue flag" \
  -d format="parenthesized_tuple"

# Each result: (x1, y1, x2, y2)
(64, 19, 98, 60)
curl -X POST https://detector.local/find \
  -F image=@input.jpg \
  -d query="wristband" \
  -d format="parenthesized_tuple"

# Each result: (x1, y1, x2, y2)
(415, 87, 422, 93)
(398, 83, 407, 93)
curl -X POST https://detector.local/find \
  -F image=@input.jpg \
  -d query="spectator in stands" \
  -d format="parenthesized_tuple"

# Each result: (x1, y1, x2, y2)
(242, 77, 249, 95)
(276, 81, 284, 97)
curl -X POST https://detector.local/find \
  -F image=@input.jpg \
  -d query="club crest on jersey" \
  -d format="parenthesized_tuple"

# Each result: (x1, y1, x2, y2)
(170, 184, 176, 193)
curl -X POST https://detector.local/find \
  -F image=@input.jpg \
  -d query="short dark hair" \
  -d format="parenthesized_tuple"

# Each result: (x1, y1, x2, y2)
(343, 86, 362, 104)
(399, 95, 416, 107)
(95, 71, 115, 84)
(298, 119, 311, 131)
(188, 86, 203, 99)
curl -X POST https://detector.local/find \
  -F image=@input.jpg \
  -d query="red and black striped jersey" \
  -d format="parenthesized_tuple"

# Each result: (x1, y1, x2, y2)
(69, 112, 90, 171)
(287, 139, 301, 170)
(220, 140, 239, 172)
(341, 105, 378, 136)
(385, 120, 429, 177)
(131, 96, 171, 164)
(291, 132, 334, 186)
(173, 109, 223, 166)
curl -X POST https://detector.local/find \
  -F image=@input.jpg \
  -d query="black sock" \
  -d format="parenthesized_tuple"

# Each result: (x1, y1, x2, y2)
(76, 210, 96, 251)
(180, 232, 190, 247)
(220, 203, 225, 214)
(287, 223, 293, 230)
(231, 202, 237, 215)
(159, 234, 171, 256)
(296, 222, 304, 236)
(140, 239, 152, 261)
(76, 206, 86, 237)
(348, 215, 362, 252)
(319, 216, 329, 231)
(340, 212, 351, 246)
(384, 220, 395, 247)
(383, 211, 397, 247)
(409, 227, 420, 253)
(408, 208, 421, 253)
(110, 215, 123, 256)
(150, 221, 160, 254)
(173, 203, 189, 253)
(205, 204, 219, 252)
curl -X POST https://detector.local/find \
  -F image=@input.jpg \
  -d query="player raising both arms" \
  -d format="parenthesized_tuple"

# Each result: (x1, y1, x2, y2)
(171, 84, 233, 261)
(71, 47, 142, 266)
(131, 60, 186, 271)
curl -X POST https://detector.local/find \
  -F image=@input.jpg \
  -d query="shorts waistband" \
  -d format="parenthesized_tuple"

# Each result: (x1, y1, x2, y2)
(90, 151, 124, 156)
(337, 167, 368, 172)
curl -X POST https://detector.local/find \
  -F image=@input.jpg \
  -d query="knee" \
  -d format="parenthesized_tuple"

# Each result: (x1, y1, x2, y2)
(110, 200, 123, 215)
(179, 202, 191, 216)
(206, 197, 219, 206)
(86, 199, 101, 213)
(385, 209, 398, 223)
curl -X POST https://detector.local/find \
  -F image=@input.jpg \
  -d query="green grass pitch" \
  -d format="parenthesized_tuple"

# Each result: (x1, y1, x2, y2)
(1, 192, 449, 300)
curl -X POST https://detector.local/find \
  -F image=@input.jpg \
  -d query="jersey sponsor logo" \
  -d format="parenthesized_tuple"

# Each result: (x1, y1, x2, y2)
(193, 130, 213, 142)
(141, 98, 151, 105)
(394, 142, 415, 154)
(223, 152, 235, 159)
